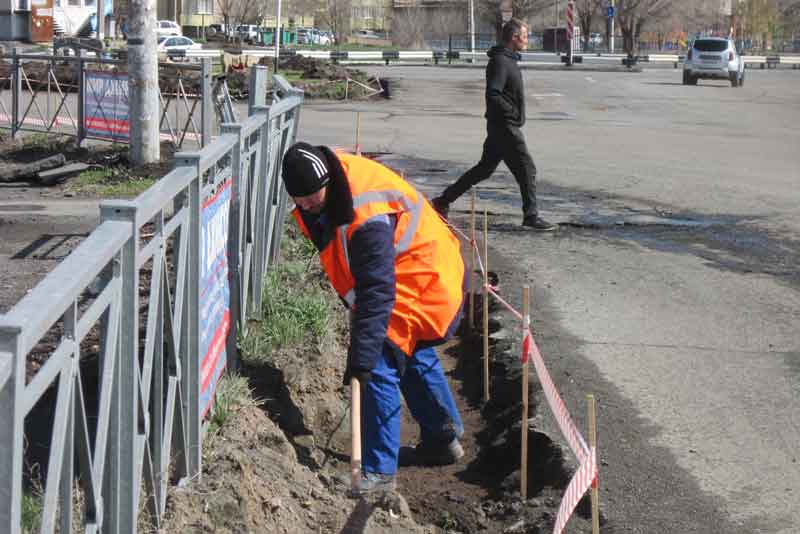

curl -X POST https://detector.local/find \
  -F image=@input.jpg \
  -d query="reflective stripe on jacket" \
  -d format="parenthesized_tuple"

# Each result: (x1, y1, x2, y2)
(292, 153, 465, 356)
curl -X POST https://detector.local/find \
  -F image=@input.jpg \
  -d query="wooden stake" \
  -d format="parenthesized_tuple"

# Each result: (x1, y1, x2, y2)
(521, 285, 530, 500)
(588, 394, 600, 534)
(350, 377, 362, 493)
(355, 112, 361, 155)
(483, 209, 490, 403)
(469, 190, 476, 329)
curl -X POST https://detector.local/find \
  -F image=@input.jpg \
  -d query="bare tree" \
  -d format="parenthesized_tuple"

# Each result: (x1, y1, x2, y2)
(315, 0, 351, 46)
(576, 0, 603, 50)
(737, 0, 779, 50)
(216, 0, 262, 39)
(393, 7, 427, 48)
(614, 0, 671, 55)
(478, 0, 550, 41)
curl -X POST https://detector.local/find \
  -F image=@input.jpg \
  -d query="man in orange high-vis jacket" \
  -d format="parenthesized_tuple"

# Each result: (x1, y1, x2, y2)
(281, 142, 466, 495)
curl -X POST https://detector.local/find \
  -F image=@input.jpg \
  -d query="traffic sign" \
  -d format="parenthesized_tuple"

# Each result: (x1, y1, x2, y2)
(607, 6, 615, 17)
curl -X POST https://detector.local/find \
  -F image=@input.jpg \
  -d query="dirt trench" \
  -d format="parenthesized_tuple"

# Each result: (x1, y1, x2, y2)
(164, 235, 598, 534)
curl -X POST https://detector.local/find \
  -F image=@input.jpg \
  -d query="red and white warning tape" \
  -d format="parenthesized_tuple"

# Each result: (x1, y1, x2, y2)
(524, 331, 597, 534)
(441, 211, 599, 534)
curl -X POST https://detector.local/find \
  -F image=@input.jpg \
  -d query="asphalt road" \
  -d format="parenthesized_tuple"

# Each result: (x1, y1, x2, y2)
(298, 65, 800, 532)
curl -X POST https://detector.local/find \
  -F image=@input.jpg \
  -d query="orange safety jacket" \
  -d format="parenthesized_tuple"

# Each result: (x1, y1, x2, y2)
(292, 153, 465, 356)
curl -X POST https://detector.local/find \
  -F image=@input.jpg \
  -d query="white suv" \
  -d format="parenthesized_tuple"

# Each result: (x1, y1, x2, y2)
(157, 20, 182, 37)
(683, 37, 744, 87)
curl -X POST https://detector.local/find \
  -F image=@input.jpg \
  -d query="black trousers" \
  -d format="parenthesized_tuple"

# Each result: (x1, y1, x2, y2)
(442, 123, 538, 220)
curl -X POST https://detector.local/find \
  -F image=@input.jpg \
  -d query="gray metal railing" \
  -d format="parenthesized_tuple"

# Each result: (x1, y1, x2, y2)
(0, 68, 302, 534)
(0, 49, 229, 149)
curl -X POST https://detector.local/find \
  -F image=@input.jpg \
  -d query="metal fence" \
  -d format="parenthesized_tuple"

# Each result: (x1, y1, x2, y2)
(0, 68, 302, 534)
(0, 49, 232, 149)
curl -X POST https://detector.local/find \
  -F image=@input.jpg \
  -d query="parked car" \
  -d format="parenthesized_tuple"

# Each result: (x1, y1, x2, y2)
(353, 29, 381, 40)
(319, 31, 335, 45)
(157, 36, 202, 53)
(206, 24, 231, 38)
(311, 28, 332, 46)
(296, 27, 312, 45)
(236, 24, 260, 43)
(683, 37, 744, 87)
(157, 20, 182, 37)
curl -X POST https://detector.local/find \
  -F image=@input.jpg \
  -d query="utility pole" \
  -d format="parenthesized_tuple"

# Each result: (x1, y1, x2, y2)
(610, 0, 615, 53)
(128, 0, 160, 164)
(274, 0, 282, 73)
(469, 0, 475, 54)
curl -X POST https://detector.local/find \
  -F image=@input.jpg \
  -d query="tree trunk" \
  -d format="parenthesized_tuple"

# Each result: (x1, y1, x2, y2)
(0, 154, 66, 183)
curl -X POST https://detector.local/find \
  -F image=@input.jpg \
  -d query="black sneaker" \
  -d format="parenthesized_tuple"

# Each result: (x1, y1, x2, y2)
(522, 217, 557, 232)
(431, 196, 450, 219)
(351, 472, 396, 497)
(399, 438, 464, 466)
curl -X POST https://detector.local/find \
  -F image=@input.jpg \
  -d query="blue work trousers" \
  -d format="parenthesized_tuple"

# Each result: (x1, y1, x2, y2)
(361, 344, 463, 475)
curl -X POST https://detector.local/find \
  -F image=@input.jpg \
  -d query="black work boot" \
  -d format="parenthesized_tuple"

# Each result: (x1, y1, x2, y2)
(522, 216, 557, 232)
(400, 437, 464, 466)
(430, 196, 450, 219)
(351, 472, 396, 497)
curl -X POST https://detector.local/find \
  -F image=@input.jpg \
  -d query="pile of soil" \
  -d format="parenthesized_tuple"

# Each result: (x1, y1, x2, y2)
(162, 224, 598, 533)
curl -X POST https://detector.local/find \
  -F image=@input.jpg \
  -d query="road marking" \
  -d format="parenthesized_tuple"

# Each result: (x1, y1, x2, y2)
(585, 76, 596, 83)
(531, 93, 564, 98)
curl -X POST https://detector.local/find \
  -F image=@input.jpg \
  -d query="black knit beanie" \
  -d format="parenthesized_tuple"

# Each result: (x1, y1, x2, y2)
(281, 142, 331, 197)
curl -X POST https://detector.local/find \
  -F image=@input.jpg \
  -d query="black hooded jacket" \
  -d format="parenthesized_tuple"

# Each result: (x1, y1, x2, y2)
(484, 45, 526, 128)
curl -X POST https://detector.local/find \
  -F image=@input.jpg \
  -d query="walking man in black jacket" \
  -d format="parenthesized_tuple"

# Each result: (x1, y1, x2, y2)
(432, 19, 555, 231)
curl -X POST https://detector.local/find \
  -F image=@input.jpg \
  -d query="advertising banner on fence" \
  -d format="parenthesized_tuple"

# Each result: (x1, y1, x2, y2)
(199, 178, 232, 418)
(84, 70, 130, 141)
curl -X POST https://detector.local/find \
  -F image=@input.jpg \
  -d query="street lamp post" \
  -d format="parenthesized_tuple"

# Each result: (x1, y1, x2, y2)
(469, 0, 475, 54)
(275, 0, 282, 72)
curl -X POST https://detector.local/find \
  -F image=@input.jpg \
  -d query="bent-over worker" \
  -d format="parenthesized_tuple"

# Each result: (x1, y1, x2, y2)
(281, 142, 466, 494)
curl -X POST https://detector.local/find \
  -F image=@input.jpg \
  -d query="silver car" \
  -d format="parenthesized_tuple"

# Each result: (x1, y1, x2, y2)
(683, 37, 745, 87)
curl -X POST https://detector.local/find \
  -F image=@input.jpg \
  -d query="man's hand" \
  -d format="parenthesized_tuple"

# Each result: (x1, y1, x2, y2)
(343, 368, 372, 387)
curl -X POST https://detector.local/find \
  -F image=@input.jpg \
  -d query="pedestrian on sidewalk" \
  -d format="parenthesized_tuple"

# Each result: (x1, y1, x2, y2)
(431, 18, 556, 231)
(281, 142, 467, 495)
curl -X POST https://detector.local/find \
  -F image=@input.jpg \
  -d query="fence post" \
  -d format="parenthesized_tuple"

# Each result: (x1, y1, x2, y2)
(77, 50, 87, 146)
(0, 326, 23, 534)
(248, 65, 268, 115)
(448, 34, 452, 65)
(99, 202, 140, 534)
(11, 47, 20, 139)
(200, 58, 212, 147)
(250, 104, 271, 318)
(221, 123, 243, 372)
(267, 85, 303, 266)
(173, 152, 203, 480)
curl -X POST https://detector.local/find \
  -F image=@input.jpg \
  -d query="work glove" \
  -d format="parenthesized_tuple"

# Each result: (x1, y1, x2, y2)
(343, 367, 372, 387)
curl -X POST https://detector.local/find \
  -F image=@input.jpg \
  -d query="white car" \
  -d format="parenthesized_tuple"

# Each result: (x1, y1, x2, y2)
(683, 37, 745, 87)
(157, 36, 202, 53)
(313, 30, 332, 46)
(236, 25, 260, 43)
(157, 20, 182, 37)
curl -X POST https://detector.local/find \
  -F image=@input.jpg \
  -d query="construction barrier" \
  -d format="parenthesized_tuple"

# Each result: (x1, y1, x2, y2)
(446, 212, 600, 534)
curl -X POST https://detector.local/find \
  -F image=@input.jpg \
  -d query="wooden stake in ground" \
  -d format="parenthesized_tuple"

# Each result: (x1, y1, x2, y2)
(355, 112, 361, 156)
(588, 394, 600, 533)
(469, 190, 476, 329)
(350, 377, 362, 493)
(483, 209, 490, 403)
(521, 285, 530, 500)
